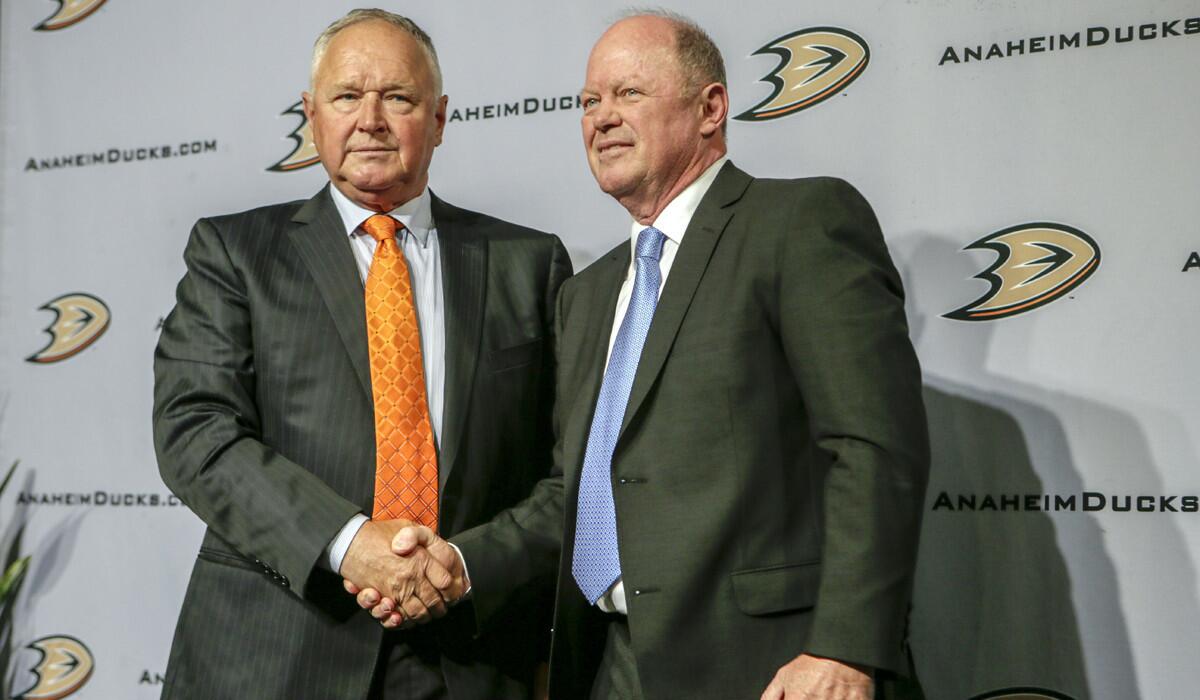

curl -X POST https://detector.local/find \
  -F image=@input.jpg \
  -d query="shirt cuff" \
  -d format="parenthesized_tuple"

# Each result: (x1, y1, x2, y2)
(325, 513, 369, 574)
(447, 542, 473, 599)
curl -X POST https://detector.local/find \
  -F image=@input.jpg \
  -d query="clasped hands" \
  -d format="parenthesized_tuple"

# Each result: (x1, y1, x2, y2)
(338, 519, 467, 629)
(339, 523, 872, 698)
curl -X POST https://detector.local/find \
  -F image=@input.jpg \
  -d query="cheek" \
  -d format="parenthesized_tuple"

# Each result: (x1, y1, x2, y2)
(312, 120, 345, 156)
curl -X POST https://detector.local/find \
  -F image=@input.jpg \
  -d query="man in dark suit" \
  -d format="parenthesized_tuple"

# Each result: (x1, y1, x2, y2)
(153, 9, 569, 699)
(357, 10, 928, 700)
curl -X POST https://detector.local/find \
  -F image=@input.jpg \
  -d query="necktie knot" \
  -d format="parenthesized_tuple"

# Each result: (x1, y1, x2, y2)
(363, 214, 399, 243)
(635, 226, 665, 262)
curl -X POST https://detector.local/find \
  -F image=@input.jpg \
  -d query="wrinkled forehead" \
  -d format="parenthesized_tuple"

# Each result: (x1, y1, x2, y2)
(316, 21, 436, 88)
(584, 32, 681, 90)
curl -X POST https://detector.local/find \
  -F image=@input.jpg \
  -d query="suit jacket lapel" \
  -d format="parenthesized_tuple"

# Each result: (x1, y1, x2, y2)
(619, 162, 753, 438)
(288, 186, 372, 399)
(431, 194, 486, 491)
(290, 189, 484, 494)
(562, 246, 628, 498)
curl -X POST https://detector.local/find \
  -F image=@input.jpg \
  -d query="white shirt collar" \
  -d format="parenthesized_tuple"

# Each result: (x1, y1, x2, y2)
(628, 156, 728, 246)
(328, 184, 435, 248)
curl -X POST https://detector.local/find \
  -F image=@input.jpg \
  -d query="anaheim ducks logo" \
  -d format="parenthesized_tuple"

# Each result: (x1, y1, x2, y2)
(34, 0, 108, 31)
(944, 223, 1100, 321)
(268, 100, 319, 172)
(971, 688, 1075, 700)
(26, 293, 111, 363)
(15, 636, 94, 699)
(734, 27, 869, 122)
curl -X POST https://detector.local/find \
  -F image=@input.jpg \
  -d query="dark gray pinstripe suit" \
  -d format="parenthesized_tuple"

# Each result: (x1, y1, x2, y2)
(153, 186, 571, 699)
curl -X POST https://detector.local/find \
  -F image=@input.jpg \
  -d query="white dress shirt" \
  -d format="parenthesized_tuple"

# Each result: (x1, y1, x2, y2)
(596, 156, 728, 613)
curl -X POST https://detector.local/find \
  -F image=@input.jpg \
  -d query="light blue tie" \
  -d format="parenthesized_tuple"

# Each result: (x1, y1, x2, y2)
(572, 226, 666, 604)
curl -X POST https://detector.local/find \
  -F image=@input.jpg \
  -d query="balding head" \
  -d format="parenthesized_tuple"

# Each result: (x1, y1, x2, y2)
(580, 13, 729, 223)
(311, 9, 442, 96)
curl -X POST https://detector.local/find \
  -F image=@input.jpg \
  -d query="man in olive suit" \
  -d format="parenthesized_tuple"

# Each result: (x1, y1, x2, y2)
(357, 11, 928, 700)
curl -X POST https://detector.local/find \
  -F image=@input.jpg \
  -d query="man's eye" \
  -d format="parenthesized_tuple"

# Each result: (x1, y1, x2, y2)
(336, 94, 358, 101)
(583, 97, 599, 108)
(622, 88, 641, 97)
(386, 94, 410, 102)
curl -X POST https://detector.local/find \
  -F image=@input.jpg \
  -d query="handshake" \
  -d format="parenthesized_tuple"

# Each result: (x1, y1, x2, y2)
(337, 519, 469, 629)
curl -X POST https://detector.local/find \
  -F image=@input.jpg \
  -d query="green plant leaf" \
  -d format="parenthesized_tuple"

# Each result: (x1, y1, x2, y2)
(0, 460, 18, 499)
(0, 557, 30, 604)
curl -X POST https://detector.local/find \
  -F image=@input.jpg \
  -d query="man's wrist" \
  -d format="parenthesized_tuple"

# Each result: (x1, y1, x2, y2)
(446, 541, 473, 600)
(326, 513, 369, 574)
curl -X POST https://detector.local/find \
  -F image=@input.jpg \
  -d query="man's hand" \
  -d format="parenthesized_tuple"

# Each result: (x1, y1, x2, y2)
(760, 654, 874, 700)
(338, 519, 452, 627)
(342, 525, 469, 629)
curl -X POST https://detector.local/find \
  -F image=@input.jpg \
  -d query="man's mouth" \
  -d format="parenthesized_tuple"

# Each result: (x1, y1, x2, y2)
(596, 141, 632, 156)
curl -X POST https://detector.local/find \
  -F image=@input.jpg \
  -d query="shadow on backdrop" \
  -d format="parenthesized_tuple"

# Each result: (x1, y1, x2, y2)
(893, 233, 1157, 700)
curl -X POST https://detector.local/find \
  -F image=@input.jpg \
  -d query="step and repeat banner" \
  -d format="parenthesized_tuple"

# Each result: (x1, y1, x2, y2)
(1, 1, 1197, 698)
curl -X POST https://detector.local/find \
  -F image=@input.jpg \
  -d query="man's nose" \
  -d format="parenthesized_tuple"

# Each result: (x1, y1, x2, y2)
(590, 99, 620, 131)
(357, 93, 386, 132)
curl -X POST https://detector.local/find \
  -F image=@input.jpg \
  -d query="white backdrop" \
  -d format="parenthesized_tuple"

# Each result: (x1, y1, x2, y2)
(2, 1, 1198, 698)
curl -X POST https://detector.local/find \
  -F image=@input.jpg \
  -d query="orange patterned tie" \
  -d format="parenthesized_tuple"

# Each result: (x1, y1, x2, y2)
(363, 214, 438, 529)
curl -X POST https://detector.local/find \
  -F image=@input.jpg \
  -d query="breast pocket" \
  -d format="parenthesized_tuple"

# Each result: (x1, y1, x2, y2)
(669, 324, 761, 359)
(489, 337, 542, 373)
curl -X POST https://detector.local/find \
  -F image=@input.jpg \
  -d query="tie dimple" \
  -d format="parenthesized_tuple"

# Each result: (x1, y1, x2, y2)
(363, 214, 439, 529)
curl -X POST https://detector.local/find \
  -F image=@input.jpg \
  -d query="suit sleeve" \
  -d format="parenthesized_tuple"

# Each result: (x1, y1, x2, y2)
(778, 179, 930, 673)
(152, 218, 361, 598)
(452, 237, 573, 632)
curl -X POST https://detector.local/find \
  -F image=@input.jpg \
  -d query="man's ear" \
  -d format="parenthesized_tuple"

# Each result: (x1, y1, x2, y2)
(698, 82, 728, 137)
(433, 94, 449, 146)
(301, 91, 315, 122)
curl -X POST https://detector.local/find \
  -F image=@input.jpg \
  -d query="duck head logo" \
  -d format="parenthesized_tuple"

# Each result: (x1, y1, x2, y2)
(34, 0, 108, 31)
(735, 27, 869, 122)
(944, 223, 1100, 321)
(26, 293, 111, 363)
(15, 636, 94, 699)
(268, 100, 319, 172)
(971, 688, 1075, 700)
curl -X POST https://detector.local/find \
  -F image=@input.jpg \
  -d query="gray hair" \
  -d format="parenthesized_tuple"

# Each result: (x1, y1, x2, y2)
(619, 8, 726, 94)
(310, 9, 443, 95)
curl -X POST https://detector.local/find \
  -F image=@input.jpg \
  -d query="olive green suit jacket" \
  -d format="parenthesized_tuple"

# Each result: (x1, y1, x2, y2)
(455, 162, 929, 699)
(153, 186, 571, 699)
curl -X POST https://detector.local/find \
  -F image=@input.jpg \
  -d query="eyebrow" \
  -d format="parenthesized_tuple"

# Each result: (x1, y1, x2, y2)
(327, 80, 416, 93)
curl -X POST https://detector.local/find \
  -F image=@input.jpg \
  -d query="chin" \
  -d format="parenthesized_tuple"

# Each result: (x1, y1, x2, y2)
(346, 173, 397, 192)
(596, 174, 634, 199)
